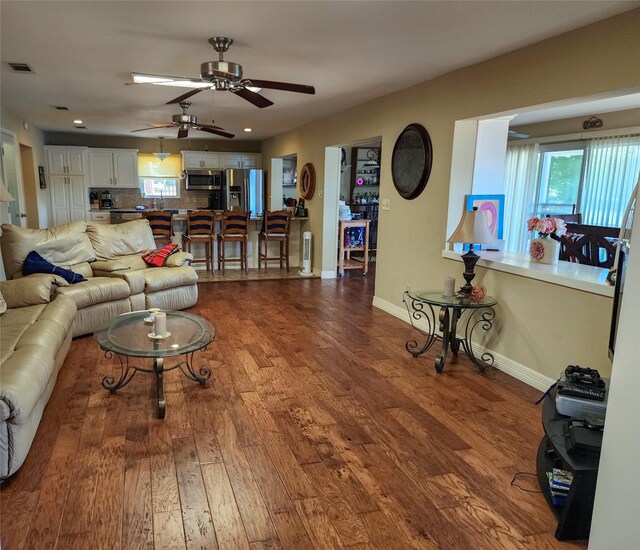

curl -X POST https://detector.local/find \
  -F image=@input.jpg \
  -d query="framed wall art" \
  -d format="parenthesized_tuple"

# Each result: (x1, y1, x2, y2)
(38, 165, 47, 189)
(465, 194, 504, 247)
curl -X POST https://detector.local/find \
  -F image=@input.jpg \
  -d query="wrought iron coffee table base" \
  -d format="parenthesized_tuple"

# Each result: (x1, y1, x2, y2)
(102, 349, 211, 419)
(403, 292, 495, 373)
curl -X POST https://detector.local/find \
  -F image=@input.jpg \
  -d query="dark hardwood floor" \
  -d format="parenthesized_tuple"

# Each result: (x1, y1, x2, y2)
(0, 275, 586, 549)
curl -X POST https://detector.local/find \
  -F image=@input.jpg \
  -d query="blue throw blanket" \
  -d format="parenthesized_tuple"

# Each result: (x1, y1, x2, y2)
(23, 250, 86, 284)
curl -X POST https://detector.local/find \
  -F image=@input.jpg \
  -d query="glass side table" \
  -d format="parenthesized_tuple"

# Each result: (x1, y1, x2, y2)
(403, 290, 497, 373)
(94, 311, 215, 418)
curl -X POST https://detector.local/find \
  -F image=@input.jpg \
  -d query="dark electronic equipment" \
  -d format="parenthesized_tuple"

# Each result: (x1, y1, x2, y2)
(557, 366, 606, 401)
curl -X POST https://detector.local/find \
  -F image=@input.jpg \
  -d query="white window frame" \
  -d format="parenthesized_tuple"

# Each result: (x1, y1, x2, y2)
(535, 141, 587, 218)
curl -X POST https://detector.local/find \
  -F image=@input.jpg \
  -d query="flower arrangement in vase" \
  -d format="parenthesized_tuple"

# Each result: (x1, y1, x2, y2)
(527, 217, 567, 264)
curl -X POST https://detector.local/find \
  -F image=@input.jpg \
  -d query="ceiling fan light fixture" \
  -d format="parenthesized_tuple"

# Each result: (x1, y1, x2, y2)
(132, 73, 211, 89)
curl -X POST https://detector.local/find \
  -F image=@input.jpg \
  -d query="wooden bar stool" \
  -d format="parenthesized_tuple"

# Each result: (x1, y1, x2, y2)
(258, 210, 292, 271)
(142, 210, 173, 246)
(182, 211, 215, 271)
(217, 211, 250, 273)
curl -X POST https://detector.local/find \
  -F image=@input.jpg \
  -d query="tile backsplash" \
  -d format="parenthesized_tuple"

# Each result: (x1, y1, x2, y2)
(90, 180, 210, 210)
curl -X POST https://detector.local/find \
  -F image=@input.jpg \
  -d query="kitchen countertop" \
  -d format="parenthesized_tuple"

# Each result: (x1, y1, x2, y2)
(90, 209, 308, 221)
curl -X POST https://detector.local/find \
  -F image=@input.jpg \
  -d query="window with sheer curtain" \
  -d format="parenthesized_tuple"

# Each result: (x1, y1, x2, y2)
(503, 133, 640, 253)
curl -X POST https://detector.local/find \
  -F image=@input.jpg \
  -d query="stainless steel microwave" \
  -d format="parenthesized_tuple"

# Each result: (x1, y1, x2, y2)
(185, 169, 225, 190)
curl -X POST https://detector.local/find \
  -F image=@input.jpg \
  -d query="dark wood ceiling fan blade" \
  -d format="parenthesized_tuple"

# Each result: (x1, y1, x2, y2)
(131, 125, 175, 132)
(231, 87, 274, 108)
(177, 127, 189, 139)
(197, 127, 235, 139)
(166, 88, 205, 105)
(199, 123, 225, 131)
(243, 79, 315, 94)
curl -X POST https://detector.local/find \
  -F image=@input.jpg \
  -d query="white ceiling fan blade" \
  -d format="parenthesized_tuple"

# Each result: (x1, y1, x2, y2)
(130, 73, 212, 89)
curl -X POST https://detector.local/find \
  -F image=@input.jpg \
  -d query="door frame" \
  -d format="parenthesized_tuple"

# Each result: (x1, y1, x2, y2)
(0, 128, 27, 227)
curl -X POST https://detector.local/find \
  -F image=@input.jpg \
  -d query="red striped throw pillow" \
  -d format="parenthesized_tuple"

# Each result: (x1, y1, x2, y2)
(142, 243, 180, 267)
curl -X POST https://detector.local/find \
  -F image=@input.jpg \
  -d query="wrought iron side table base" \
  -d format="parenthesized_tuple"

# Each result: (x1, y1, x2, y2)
(101, 349, 211, 419)
(403, 291, 495, 373)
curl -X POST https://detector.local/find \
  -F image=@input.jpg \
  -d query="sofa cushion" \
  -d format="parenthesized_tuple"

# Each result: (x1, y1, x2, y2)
(87, 220, 156, 260)
(0, 304, 47, 365)
(0, 222, 95, 280)
(56, 277, 131, 309)
(23, 250, 87, 284)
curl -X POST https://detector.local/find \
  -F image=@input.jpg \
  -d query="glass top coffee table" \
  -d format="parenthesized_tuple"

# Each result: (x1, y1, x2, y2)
(94, 311, 215, 418)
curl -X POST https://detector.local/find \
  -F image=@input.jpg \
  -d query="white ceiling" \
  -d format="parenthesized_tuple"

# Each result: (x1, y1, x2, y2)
(1, 1, 638, 142)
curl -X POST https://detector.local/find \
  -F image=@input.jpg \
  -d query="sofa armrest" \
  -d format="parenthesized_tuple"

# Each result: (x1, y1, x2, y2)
(0, 274, 58, 307)
(165, 251, 193, 268)
(91, 259, 131, 273)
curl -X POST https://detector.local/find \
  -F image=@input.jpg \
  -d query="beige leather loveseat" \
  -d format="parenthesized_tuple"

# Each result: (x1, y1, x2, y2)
(0, 275, 76, 479)
(1, 219, 198, 336)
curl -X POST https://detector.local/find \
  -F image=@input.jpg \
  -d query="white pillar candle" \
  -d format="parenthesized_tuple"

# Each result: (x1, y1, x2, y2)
(148, 307, 160, 322)
(444, 277, 455, 297)
(154, 311, 167, 336)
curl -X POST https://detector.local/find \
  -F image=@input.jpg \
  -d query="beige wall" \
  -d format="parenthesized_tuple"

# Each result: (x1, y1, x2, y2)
(1, 106, 48, 227)
(262, 10, 640, 381)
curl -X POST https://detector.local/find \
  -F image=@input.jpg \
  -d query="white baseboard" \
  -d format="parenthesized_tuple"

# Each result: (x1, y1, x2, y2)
(320, 269, 337, 279)
(372, 295, 555, 392)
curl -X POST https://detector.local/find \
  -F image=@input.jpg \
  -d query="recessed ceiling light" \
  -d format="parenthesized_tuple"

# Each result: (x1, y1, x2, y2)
(73, 119, 83, 124)
(244, 128, 252, 132)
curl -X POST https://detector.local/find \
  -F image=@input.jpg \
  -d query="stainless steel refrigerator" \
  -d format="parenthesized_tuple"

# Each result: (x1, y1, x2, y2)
(225, 169, 265, 216)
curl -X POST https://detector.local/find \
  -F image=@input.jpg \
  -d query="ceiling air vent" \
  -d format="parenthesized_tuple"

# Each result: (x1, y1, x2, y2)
(74, 126, 87, 129)
(8, 62, 35, 73)
(51, 105, 69, 111)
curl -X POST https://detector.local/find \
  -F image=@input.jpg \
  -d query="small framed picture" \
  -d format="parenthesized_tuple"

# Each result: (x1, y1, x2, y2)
(38, 165, 47, 189)
(465, 194, 505, 250)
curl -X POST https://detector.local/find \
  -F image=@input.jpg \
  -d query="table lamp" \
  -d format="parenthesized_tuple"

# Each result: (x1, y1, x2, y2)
(447, 207, 495, 295)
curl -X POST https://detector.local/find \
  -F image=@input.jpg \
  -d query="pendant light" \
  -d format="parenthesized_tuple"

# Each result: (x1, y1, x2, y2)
(153, 137, 170, 161)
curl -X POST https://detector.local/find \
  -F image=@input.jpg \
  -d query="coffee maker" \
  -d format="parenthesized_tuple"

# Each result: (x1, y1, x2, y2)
(100, 190, 113, 209)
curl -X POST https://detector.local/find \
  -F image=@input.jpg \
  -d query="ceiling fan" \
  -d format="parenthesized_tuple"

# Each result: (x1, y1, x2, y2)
(131, 36, 315, 108)
(131, 101, 235, 139)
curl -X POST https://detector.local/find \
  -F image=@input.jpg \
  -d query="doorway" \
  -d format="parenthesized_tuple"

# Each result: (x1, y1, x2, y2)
(1, 129, 27, 227)
(323, 137, 382, 288)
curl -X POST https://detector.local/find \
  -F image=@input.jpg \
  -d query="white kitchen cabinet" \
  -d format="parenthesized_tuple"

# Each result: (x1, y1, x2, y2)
(46, 146, 86, 175)
(223, 153, 261, 169)
(182, 151, 220, 169)
(50, 175, 88, 226)
(88, 148, 138, 188)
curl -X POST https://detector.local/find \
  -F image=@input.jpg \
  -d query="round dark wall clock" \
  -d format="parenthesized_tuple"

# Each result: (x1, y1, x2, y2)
(300, 162, 316, 200)
(391, 123, 433, 200)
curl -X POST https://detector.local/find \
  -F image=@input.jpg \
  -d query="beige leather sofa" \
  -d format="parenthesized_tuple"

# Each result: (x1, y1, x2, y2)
(0, 275, 76, 479)
(1, 220, 198, 336)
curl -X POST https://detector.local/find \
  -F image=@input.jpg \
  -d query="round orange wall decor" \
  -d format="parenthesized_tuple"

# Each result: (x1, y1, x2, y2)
(300, 163, 316, 200)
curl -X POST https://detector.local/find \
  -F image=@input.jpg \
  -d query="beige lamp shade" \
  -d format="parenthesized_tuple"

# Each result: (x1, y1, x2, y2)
(0, 180, 15, 202)
(447, 209, 495, 245)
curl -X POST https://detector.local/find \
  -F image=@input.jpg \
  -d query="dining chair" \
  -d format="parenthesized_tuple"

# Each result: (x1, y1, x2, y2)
(258, 210, 292, 271)
(217, 211, 250, 273)
(142, 210, 173, 246)
(182, 210, 215, 271)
